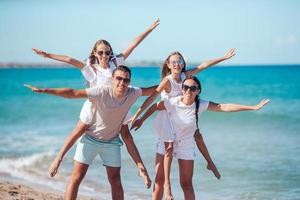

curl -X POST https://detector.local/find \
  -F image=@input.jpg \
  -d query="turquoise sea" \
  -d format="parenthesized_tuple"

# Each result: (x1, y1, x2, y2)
(0, 66, 300, 199)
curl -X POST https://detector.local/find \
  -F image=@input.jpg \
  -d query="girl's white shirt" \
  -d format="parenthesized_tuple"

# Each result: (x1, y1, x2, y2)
(79, 56, 125, 125)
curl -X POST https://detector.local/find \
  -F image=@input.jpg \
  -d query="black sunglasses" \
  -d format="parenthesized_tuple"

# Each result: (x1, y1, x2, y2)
(182, 84, 198, 92)
(97, 51, 111, 56)
(115, 76, 130, 84)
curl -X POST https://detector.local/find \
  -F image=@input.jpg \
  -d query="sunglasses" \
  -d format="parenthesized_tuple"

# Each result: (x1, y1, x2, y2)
(170, 60, 184, 65)
(97, 51, 111, 56)
(115, 76, 130, 84)
(182, 84, 198, 92)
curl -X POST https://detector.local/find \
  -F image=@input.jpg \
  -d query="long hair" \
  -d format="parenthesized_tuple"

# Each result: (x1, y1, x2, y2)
(182, 76, 202, 128)
(87, 39, 115, 65)
(161, 51, 186, 79)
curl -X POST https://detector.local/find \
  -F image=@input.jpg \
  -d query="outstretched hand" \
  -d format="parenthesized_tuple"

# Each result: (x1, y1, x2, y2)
(48, 157, 62, 177)
(130, 119, 144, 131)
(32, 48, 48, 58)
(24, 84, 45, 93)
(254, 99, 270, 110)
(149, 19, 160, 30)
(224, 49, 236, 60)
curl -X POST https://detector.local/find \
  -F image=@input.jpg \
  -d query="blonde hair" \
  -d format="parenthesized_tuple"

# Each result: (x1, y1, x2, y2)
(88, 40, 115, 65)
(161, 51, 186, 79)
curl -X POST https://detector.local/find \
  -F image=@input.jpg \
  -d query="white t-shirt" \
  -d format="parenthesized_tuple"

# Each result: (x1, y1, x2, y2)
(85, 86, 142, 140)
(81, 56, 125, 87)
(164, 96, 209, 141)
(79, 56, 125, 125)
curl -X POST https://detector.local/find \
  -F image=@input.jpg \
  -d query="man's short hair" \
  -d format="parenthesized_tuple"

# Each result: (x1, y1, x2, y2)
(112, 65, 131, 78)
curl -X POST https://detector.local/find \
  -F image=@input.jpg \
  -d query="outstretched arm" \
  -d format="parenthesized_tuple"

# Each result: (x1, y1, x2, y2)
(121, 19, 160, 59)
(186, 49, 236, 77)
(131, 101, 165, 131)
(207, 99, 270, 112)
(49, 121, 88, 177)
(129, 78, 169, 125)
(120, 125, 151, 188)
(32, 48, 85, 69)
(24, 84, 87, 98)
(141, 85, 158, 96)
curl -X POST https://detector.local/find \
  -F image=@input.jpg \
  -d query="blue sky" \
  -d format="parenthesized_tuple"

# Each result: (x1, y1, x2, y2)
(0, 0, 299, 65)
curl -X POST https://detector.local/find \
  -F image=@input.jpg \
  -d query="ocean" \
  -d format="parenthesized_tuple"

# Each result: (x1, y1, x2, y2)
(0, 66, 300, 199)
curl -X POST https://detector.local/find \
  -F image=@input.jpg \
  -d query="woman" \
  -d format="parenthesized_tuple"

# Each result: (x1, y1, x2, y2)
(132, 76, 269, 199)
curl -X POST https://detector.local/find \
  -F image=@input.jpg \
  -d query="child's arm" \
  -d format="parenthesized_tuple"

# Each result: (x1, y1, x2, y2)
(131, 101, 165, 131)
(207, 99, 270, 112)
(32, 48, 85, 69)
(49, 121, 88, 177)
(121, 19, 160, 60)
(129, 77, 169, 125)
(120, 125, 152, 188)
(24, 84, 87, 99)
(186, 49, 235, 77)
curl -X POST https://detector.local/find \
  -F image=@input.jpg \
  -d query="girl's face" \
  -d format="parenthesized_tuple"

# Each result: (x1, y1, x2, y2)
(95, 43, 112, 64)
(182, 79, 200, 100)
(167, 54, 184, 74)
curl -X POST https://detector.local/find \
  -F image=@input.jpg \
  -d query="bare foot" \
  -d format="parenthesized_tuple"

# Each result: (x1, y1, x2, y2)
(48, 157, 62, 177)
(207, 162, 221, 180)
(164, 184, 174, 200)
(138, 168, 152, 189)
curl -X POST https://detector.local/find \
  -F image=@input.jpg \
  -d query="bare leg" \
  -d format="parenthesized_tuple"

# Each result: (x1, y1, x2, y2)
(152, 153, 165, 200)
(64, 161, 89, 200)
(120, 125, 151, 188)
(106, 166, 124, 200)
(164, 142, 174, 200)
(49, 120, 88, 177)
(194, 129, 221, 179)
(178, 159, 195, 200)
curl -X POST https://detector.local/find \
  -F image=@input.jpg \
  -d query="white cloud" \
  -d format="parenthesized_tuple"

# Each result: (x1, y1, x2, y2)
(275, 35, 298, 45)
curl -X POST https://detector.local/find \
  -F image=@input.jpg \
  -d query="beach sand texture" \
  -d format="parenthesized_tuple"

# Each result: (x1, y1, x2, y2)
(0, 181, 94, 200)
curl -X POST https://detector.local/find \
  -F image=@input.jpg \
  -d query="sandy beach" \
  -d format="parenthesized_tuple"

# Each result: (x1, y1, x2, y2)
(0, 181, 94, 200)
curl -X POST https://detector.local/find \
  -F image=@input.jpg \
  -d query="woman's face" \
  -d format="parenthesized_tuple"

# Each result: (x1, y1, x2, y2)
(167, 54, 184, 74)
(95, 43, 112, 64)
(182, 79, 200, 100)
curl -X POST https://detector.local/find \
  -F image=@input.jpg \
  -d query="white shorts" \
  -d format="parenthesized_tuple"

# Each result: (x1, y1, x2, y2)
(153, 110, 175, 142)
(156, 138, 196, 160)
(79, 100, 94, 125)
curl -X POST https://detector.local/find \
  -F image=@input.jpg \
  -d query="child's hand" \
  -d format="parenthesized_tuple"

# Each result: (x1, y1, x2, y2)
(149, 18, 160, 30)
(254, 99, 270, 110)
(224, 48, 236, 59)
(24, 84, 45, 93)
(32, 48, 49, 58)
(48, 156, 62, 177)
(131, 119, 143, 131)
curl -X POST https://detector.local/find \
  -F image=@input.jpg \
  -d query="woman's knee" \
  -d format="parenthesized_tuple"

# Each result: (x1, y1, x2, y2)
(180, 179, 193, 191)
(154, 173, 165, 186)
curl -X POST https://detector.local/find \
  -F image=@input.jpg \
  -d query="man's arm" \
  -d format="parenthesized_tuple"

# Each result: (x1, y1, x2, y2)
(120, 125, 151, 189)
(24, 84, 88, 98)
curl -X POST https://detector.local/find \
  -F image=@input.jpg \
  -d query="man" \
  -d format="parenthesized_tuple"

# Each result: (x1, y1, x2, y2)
(25, 65, 153, 200)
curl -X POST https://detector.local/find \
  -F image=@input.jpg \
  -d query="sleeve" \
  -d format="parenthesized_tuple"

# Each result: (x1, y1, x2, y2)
(81, 64, 96, 82)
(86, 87, 103, 99)
(198, 99, 209, 113)
(115, 55, 125, 66)
(129, 86, 142, 99)
(163, 99, 172, 112)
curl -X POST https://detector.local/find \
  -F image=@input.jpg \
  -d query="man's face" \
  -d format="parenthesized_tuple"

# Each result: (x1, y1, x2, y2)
(112, 70, 131, 96)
